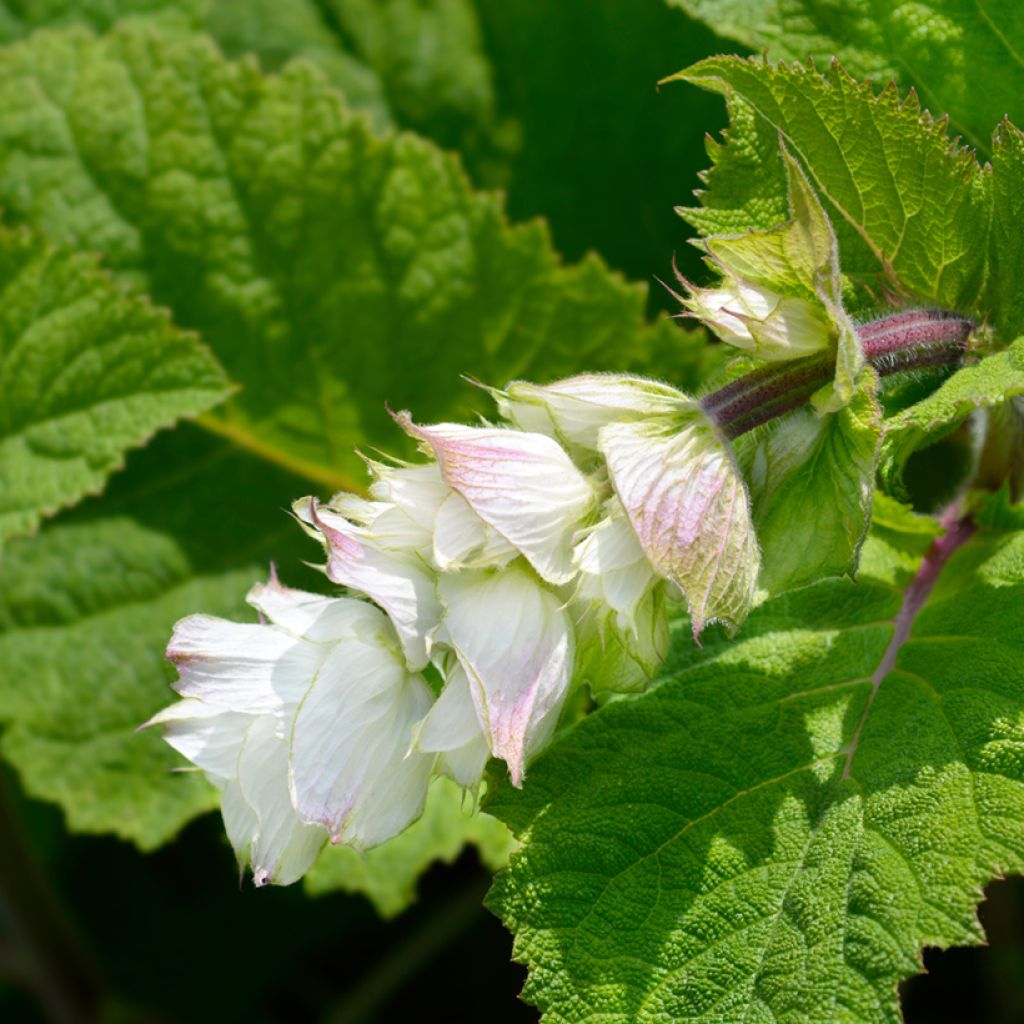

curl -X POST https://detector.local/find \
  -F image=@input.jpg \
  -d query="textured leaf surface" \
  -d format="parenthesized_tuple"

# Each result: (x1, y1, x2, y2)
(880, 339, 1024, 498)
(0, 224, 228, 547)
(0, 426, 319, 849)
(670, 0, 1024, 156)
(489, 518, 1024, 1022)
(0, 27, 678, 491)
(674, 58, 990, 313)
(745, 370, 881, 593)
(305, 777, 516, 917)
(0, 0, 202, 38)
(992, 121, 1024, 340)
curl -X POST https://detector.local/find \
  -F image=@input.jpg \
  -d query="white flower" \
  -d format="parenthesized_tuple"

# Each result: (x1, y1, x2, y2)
(294, 497, 442, 671)
(436, 564, 575, 786)
(394, 413, 596, 584)
(500, 373, 686, 450)
(685, 277, 831, 361)
(571, 498, 669, 686)
(147, 577, 436, 883)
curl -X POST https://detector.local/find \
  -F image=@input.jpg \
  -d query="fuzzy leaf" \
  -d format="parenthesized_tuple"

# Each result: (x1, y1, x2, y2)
(0, 224, 229, 547)
(992, 120, 1024, 340)
(305, 777, 516, 917)
(489, 519, 1024, 1023)
(673, 57, 991, 313)
(669, 0, 1024, 157)
(0, 26, 678, 492)
(880, 339, 1024, 498)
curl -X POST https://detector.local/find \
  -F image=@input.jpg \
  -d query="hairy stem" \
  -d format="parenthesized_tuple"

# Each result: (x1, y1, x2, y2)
(701, 310, 976, 438)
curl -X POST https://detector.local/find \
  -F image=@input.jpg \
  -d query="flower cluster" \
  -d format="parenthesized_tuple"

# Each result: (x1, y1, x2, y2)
(149, 372, 758, 885)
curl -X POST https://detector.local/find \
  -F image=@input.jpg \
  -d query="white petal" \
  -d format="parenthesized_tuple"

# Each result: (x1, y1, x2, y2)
(504, 374, 686, 450)
(247, 576, 386, 644)
(167, 614, 323, 713)
(396, 414, 594, 584)
(145, 698, 253, 781)
(233, 715, 327, 886)
(415, 663, 491, 787)
(308, 501, 441, 670)
(433, 491, 517, 571)
(368, 461, 450, 533)
(289, 638, 435, 850)
(439, 566, 574, 785)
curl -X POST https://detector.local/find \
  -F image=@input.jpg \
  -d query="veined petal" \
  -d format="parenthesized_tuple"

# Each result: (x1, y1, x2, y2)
(502, 374, 686, 450)
(599, 408, 760, 638)
(166, 614, 323, 713)
(300, 499, 441, 671)
(233, 715, 327, 886)
(415, 663, 491, 788)
(395, 413, 595, 584)
(289, 638, 435, 849)
(439, 566, 574, 786)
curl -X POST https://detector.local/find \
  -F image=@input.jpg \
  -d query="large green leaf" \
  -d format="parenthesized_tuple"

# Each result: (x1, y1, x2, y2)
(672, 57, 991, 314)
(992, 120, 1024, 341)
(669, 0, 1024, 157)
(0, 26, 682, 492)
(0, 224, 228, 547)
(489, 516, 1024, 1022)
(305, 777, 516, 917)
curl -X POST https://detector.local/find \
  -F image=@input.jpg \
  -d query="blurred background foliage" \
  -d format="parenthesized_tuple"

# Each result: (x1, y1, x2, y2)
(2, 1, 1024, 1021)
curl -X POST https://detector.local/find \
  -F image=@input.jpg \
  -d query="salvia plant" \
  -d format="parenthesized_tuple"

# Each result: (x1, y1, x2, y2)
(4, 2, 1024, 1022)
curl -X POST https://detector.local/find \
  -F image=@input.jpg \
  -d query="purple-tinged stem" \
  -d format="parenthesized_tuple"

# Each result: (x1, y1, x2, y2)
(841, 508, 976, 779)
(701, 308, 976, 439)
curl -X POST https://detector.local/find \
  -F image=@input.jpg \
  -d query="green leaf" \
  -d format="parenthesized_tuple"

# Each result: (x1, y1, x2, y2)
(204, 0, 394, 131)
(880, 338, 1024, 498)
(0, 224, 229, 547)
(0, 0, 203, 39)
(0, 425, 320, 849)
(672, 57, 991, 314)
(305, 776, 516, 917)
(0, 26, 680, 493)
(745, 369, 881, 594)
(992, 120, 1024, 340)
(489, 519, 1024, 1022)
(669, 0, 1024, 157)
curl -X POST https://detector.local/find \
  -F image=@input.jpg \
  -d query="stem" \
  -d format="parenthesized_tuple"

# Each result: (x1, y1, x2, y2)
(702, 309, 976, 438)
(0, 771, 103, 1024)
(841, 507, 975, 780)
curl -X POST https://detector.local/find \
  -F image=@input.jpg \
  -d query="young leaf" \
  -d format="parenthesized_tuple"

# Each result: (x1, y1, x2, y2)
(672, 57, 991, 313)
(0, 225, 229, 547)
(669, 0, 1024, 156)
(0, 27, 679, 492)
(489, 519, 1024, 1022)
(880, 338, 1024, 498)
(744, 369, 881, 594)
(304, 777, 516, 917)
